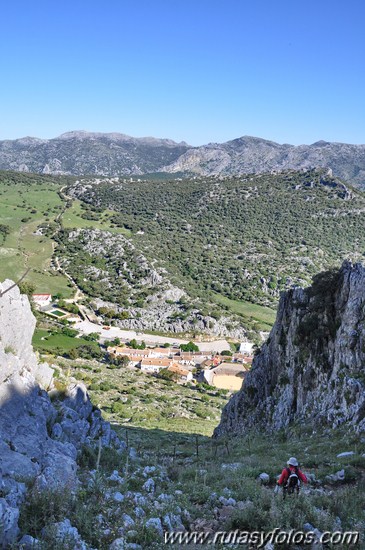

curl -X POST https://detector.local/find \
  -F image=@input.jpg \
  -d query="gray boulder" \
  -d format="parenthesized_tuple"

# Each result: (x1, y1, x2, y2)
(0, 499, 19, 546)
(258, 472, 270, 484)
(145, 517, 163, 537)
(109, 538, 126, 550)
(18, 534, 40, 549)
(47, 518, 88, 549)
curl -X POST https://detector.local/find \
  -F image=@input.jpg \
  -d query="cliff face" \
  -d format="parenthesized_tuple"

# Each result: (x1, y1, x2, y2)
(214, 262, 365, 437)
(0, 281, 124, 546)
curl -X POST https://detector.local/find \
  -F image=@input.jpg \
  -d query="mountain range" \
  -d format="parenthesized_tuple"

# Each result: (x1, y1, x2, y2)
(1, 131, 365, 186)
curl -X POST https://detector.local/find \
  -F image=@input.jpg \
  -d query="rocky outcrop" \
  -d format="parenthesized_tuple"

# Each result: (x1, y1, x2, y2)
(0, 280, 125, 547)
(214, 261, 365, 436)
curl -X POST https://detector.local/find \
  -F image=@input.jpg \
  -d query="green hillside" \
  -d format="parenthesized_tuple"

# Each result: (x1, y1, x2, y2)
(3, 168, 365, 338)
(0, 171, 74, 295)
(68, 169, 365, 306)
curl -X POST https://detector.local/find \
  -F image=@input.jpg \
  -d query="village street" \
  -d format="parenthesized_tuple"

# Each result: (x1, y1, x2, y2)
(73, 319, 232, 353)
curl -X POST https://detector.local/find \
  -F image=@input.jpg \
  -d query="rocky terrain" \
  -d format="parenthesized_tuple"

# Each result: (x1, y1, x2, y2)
(0, 280, 125, 547)
(161, 136, 365, 188)
(1, 132, 365, 187)
(0, 131, 190, 177)
(215, 261, 365, 437)
(56, 228, 249, 339)
(1, 277, 365, 548)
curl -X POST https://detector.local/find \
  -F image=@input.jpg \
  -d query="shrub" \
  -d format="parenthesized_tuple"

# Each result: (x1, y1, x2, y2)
(19, 485, 74, 537)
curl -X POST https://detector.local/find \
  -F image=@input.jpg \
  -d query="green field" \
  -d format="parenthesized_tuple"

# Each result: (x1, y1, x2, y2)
(62, 199, 131, 236)
(213, 293, 276, 330)
(0, 172, 72, 296)
(32, 329, 99, 352)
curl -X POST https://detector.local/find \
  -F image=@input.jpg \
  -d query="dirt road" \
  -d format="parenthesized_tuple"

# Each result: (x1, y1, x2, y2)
(74, 319, 232, 353)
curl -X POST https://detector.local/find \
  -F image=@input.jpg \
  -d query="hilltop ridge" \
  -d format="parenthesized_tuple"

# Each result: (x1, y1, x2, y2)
(1, 132, 365, 186)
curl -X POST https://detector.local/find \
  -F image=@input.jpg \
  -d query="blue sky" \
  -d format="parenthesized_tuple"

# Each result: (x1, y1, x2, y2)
(1, 0, 364, 145)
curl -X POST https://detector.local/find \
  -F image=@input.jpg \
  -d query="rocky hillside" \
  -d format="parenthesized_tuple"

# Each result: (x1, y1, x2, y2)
(0, 131, 190, 176)
(214, 261, 365, 437)
(55, 228, 250, 339)
(0, 280, 125, 547)
(67, 169, 365, 309)
(161, 136, 365, 188)
(1, 131, 365, 186)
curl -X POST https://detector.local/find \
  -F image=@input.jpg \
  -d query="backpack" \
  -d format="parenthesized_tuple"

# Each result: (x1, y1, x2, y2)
(284, 467, 300, 495)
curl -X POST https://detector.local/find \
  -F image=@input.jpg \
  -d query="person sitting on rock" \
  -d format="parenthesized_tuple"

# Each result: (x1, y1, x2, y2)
(276, 457, 308, 497)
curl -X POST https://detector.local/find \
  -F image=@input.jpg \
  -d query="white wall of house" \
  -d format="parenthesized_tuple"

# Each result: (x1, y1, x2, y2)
(140, 364, 163, 373)
(239, 342, 254, 355)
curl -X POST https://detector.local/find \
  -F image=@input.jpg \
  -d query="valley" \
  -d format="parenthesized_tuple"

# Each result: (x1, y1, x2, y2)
(2, 1, 365, 546)
(2, 168, 365, 342)
(1, 171, 365, 547)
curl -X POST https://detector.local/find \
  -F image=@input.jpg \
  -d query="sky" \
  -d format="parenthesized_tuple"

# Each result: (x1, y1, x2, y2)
(1, 0, 365, 146)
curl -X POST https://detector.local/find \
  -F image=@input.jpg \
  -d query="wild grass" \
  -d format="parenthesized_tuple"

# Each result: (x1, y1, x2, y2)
(212, 292, 276, 330)
(16, 357, 365, 549)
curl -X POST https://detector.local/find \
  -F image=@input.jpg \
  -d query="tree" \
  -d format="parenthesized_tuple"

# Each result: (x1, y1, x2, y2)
(67, 347, 79, 360)
(128, 339, 145, 350)
(0, 224, 10, 241)
(18, 282, 36, 298)
(84, 332, 100, 341)
(129, 338, 138, 349)
(107, 354, 129, 368)
(158, 368, 176, 381)
(62, 327, 79, 338)
(180, 341, 199, 352)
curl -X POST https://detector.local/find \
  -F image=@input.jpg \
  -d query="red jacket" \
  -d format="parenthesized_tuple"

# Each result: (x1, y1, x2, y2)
(278, 465, 308, 486)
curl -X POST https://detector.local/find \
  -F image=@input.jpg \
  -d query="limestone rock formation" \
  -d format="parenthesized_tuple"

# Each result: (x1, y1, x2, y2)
(0, 131, 190, 177)
(1, 132, 365, 187)
(214, 261, 365, 436)
(161, 136, 365, 188)
(0, 280, 125, 546)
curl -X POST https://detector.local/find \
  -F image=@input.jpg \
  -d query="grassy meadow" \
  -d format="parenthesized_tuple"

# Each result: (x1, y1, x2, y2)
(62, 198, 132, 237)
(32, 328, 99, 353)
(0, 172, 72, 295)
(213, 293, 276, 331)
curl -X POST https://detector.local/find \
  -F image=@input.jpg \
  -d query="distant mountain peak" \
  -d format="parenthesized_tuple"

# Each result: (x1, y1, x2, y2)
(311, 140, 331, 147)
(0, 132, 364, 187)
(15, 136, 47, 145)
(56, 130, 132, 141)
